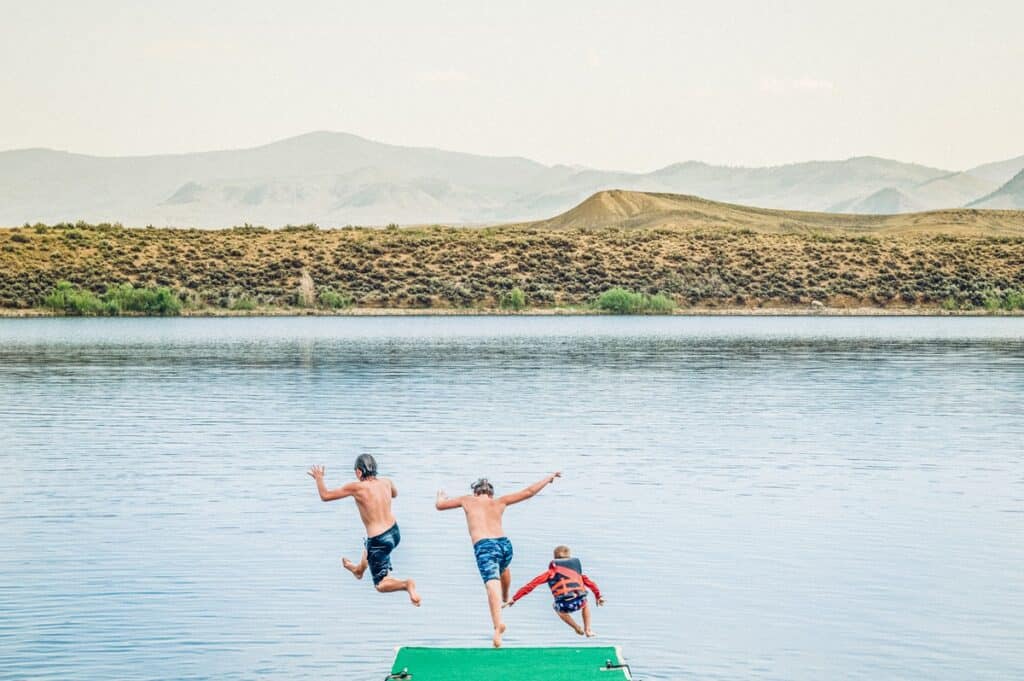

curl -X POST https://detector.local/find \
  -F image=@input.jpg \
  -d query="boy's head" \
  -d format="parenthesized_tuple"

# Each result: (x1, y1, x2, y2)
(354, 454, 378, 480)
(553, 545, 571, 559)
(471, 478, 494, 497)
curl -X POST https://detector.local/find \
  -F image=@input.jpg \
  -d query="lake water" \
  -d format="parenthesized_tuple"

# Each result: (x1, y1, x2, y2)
(1, 316, 1022, 681)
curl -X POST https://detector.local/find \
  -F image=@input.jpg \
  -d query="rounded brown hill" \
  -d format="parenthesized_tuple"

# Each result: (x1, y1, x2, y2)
(525, 189, 1024, 235)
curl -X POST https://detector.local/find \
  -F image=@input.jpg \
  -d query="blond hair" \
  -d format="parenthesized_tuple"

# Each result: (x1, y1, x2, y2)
(553, 545, 571, 558)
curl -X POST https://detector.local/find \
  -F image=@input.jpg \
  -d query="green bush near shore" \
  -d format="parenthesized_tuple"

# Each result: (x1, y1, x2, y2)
(595, 287, 676, 314)
(1007, 291, 1024, 310)
(103, 283, 182, 315)
(43, 281, 182, 316)
(983, 289, 1024, 312)
(499, 287, 527, 311)
(43, 281, 107, 315)
(229, 296, 258, 311)
(318, 288, 354, 309)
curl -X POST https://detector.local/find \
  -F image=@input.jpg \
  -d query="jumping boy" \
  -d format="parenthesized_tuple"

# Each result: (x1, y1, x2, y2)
(505, 545, 604, 637)
(435, 471, 561, 647)
(307, 454, 421, 606)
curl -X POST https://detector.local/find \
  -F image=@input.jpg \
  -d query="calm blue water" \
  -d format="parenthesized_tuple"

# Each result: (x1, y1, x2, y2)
(1, 316, 1022, 681)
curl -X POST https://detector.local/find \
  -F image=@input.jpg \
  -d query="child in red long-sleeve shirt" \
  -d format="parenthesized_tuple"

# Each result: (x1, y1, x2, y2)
(504, 545, 604, 637)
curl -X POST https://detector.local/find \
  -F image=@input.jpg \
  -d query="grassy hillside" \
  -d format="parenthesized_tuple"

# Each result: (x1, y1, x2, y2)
(3, 210, 1024, 313)
(527, 190, 1024, 235)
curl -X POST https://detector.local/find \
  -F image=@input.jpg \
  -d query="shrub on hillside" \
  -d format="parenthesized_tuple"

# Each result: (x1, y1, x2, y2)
(644, 292, 677, 313)
(42, 281, 182, 316)
(103, 283, 183, 315)
(229, 296, 258, 311)
(499, 287, 527, 311)
(318, 289, 354, 309)
(1005, 290, 1024, 310)
(43, 281, 105, 315)
(594, 287, 676, 314)
(982, 288, 1024, 312)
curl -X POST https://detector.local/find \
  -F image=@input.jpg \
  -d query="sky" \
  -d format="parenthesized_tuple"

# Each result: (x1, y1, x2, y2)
(1, 0, 1022, 172)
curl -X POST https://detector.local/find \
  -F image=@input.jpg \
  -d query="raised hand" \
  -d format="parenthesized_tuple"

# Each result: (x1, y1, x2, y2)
(435, 489, 463, 511)
(307, 465, 325, 480)
(550, 471, 562, 483)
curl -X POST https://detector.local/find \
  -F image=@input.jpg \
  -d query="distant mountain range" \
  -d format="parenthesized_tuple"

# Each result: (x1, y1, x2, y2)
(1, 131, 1022, 227)
(968, 169, 1024, 209)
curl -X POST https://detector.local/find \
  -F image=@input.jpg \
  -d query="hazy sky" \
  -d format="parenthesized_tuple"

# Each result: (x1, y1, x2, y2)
(2, 1, 1022, 171)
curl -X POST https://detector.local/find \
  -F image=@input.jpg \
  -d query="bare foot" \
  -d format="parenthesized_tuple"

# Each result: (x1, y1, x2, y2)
(573, 624, 584, 636)
(585, 629, 595, 638)
(492, 623, 507, 648)
(341, 557, 365, 580)
(407, 579, 422, 607)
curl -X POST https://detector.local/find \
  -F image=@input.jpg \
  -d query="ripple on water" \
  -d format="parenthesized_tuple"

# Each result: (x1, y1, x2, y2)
(1, 316, 1023, 680)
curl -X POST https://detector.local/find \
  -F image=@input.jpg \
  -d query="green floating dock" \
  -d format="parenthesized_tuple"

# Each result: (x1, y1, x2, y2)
(388, 646, 632, 681)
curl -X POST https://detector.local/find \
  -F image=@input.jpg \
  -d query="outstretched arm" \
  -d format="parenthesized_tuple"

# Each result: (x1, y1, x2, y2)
(582, 574, 604, 604)
(435, 490, 465, 511)
(498, 471, 561, 506)
(506, 570, 551, 606)
(307, 465, 357, 502)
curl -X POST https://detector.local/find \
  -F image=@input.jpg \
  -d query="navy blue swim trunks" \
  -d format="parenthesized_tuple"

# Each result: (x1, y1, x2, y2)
(553, 592, 587, 614)
(473, 536, 513, 583)
(365, 523, 400, 586)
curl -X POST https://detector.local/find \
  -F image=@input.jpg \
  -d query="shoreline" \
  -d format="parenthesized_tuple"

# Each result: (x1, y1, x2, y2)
(3, 306, 1024, 319)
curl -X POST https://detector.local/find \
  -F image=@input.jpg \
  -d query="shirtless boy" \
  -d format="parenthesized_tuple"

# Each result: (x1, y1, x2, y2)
(435, 471, 561, 647)
(307, 454, 420, 606)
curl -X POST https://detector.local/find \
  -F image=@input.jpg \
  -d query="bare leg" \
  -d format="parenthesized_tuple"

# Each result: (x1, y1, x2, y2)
(582, 601, 594, 637)
(485, 580, 507, 647)
(375, 575, 422, 606)
(342, 550, 367, 580)
(500, 567, 512, 604)
(557, 611, 584, 635)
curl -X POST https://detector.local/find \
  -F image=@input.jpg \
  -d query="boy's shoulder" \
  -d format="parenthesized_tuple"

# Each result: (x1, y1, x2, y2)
(356, 477, 389, 493)
(552, 557, 584, 572)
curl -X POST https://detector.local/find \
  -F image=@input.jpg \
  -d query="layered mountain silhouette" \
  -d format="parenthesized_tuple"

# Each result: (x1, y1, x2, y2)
(969, 169, 1024, 209)
(1, 131, 1022, 227)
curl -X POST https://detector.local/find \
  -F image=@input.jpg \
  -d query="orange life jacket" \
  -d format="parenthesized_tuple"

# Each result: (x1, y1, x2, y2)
(547, 558, 586, 599)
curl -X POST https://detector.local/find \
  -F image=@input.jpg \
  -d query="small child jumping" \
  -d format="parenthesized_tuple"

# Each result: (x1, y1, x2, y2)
(505, 545, 604, 637)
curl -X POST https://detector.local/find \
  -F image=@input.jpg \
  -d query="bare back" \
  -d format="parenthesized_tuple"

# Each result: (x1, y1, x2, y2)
(436, 472, 561, 546)
(459, 494, 508, 544)
(352, 477, 397, 537)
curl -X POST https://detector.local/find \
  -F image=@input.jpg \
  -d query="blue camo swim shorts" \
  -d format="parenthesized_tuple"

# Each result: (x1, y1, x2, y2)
(473, 536, 513, 583)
